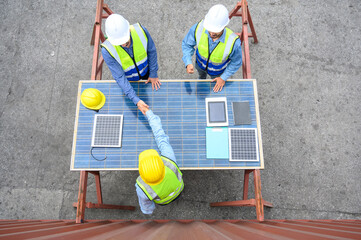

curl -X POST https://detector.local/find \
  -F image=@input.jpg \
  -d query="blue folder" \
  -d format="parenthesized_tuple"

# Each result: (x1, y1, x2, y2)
(206, 127, 229, 159)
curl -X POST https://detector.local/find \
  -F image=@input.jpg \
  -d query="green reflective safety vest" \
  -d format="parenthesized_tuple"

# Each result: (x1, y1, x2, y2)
(195, 20, 239, 76)
(101, 23, 148, 81)
(136, 156, 184, 205)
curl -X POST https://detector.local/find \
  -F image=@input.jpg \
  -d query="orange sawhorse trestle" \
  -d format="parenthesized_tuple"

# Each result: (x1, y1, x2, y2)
(74, 171, 135, 223)
(74, 0, 135, 224)
(210, 1, 272, 222)
(210, 170, 273, 221)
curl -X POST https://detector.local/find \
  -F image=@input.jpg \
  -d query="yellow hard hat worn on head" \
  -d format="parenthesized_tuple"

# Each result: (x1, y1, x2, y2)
(81, 88, 106, 110)
(139, 149, 165, 185)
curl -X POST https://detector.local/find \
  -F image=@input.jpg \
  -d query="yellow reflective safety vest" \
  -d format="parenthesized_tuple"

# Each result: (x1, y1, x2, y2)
(195, 20, 239, 76)
(136, 156, 184, 205)
(101, 23, 148, 81)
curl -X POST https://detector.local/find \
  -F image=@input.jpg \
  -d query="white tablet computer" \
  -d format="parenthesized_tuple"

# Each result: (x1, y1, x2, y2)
(206, 97, 229, 127)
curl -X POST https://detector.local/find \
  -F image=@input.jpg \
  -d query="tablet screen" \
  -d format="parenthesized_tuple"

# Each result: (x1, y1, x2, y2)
(208, 102, 226, 123)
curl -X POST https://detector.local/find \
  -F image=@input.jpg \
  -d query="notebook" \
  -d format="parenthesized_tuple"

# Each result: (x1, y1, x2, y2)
(206, 127, 229, 159)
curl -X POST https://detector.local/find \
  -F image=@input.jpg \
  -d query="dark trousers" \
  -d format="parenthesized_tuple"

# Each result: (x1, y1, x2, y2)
(195, 62, 222, 79)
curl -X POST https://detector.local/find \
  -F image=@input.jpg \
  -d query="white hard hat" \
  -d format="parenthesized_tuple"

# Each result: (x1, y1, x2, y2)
(105, 14, 130, 45)
(203, 4, 230, 33)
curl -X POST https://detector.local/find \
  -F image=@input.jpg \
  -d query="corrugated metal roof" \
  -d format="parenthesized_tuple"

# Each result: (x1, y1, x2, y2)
(0, 219, 360, 240)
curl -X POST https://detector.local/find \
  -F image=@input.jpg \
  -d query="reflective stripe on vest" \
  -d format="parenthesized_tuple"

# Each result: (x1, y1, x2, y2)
(195, 20, 238, 76)
(136, 156, 184, 205)
(101, 23, 148, 81)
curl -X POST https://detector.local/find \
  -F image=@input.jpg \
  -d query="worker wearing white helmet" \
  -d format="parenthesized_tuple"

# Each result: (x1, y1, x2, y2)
(182, 4, 242, 92)
(101, 14, 161, 114)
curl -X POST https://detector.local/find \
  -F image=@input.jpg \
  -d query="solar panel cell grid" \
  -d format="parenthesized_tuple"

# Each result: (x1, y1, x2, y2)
(92, 115, 123, 147)
(71, 80, 263, 170)
(229, 128, 259, 162)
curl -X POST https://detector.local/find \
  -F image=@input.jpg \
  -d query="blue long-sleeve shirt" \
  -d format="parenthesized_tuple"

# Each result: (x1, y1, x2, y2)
(102, 25, 158, 105)
(182, 22, 242, 81)
(135, 110, 177, 214)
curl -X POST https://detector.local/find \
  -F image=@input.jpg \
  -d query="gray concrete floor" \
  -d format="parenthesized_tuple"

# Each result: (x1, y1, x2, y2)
(0, 0, 360, 220)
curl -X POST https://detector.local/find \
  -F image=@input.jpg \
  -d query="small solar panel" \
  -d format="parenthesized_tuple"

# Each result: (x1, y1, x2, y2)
(91, 114, 123, 147)
(229, 128, 259, 162)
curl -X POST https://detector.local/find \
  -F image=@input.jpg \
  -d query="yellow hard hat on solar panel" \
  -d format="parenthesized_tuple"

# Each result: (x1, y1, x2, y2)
(139, 149, 165, 185)
(81, 88, 106, 110)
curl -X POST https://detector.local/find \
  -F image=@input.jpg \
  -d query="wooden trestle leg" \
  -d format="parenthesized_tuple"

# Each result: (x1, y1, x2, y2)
(210, 170, 273, 222)
(74, 171, 135, 224)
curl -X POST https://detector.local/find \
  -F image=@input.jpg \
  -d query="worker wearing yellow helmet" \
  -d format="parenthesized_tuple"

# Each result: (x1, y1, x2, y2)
(182, 4, 242, 93)
(135, 107, 184, 214)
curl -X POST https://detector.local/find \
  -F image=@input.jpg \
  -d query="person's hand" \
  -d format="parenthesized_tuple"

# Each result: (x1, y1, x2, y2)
(145, 77, 161, 91)
(186, 64, 194, 74)
(137, 100, 149, 115)
(211, 77, 225, 92)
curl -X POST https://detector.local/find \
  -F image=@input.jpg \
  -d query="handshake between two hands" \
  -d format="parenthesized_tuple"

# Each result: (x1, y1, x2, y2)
(136, 77, 162, 115)
(137, 100, 149, 115)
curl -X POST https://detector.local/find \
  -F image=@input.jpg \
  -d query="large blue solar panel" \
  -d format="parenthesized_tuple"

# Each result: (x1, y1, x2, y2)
(70, 80, 264, 170)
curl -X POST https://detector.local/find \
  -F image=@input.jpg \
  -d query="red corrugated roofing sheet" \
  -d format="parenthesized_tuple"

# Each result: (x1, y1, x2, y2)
(0, 219, 360, 240)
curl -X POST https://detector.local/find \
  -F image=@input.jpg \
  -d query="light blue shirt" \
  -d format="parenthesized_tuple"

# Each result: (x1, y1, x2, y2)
(102, 25, 158, 105)
(182, 22, 242, 81)
(135, 110, 177, 214)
